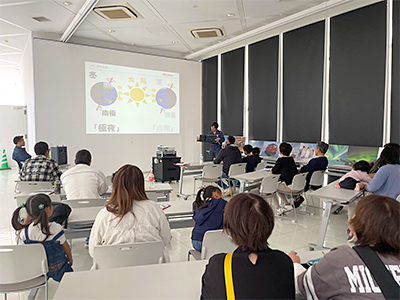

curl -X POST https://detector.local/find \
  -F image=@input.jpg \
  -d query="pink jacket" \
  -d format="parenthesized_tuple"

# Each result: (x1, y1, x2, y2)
(339, 169, 372, 183)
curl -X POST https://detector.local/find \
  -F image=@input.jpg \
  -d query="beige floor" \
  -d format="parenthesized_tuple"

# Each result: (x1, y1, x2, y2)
(0, 168, 349, 299)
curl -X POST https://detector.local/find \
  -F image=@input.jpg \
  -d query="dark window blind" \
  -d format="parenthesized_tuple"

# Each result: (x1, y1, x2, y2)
(283, 21, 324, 143)
(248, 36, 279, 141)
(392, 0, 400, 143)
(329, 2, 386, 146)
(202, 56, 218, 159)
(221, 47, 244, 136)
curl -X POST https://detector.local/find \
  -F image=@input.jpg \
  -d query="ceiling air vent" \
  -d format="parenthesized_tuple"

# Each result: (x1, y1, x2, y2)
(93, 3, 143, 20)
(32, 16, 52, 22)
(189, 27, 225, 39)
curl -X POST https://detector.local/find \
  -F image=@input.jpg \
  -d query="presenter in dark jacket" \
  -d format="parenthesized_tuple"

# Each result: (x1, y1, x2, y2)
(201, 193, 295, 300)
(191, 186, 227, 252)
(300, 141, 329, 191)
(208, 122, 225, 160)
(214, 136, 242, 188)
(12, 135, 31, 169)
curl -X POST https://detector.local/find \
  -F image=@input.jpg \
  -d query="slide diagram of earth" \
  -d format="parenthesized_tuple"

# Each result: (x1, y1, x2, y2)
(156, 87, 177, 109)
(91, 82, 117, 106)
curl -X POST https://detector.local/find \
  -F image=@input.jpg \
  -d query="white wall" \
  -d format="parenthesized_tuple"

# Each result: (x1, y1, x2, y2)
(32, 39, 201, 175)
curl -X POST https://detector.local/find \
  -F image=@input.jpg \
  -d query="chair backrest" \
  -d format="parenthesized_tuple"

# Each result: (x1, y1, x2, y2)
(93, 241, 164, 270)
(309, 170, 325, 187)
(256, 161, 267, 171)
(291, 173, 308, 191)
(146, 192, 158, 202)
(202, 164, 223, 179)
(396, 195, 400, 203)
(201, 229, 237, 260)
(16, 181, 53, 193)
(63, 198, 106, 209)
(260, 175, 280, 195)
(0, 244, 48, 284)
(228, 163, 247, 177)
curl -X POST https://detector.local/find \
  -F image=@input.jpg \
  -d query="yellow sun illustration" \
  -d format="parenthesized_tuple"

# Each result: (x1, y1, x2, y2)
(124, 82, 151, 107)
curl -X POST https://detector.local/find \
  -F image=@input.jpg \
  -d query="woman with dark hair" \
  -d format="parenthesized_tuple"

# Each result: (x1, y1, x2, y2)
(191, 185, 226, 252)
(201, 193, 295, 299)
(356, 147, 400, 200)
(88, 165, 171, 260)
(290, 195, 400, 299)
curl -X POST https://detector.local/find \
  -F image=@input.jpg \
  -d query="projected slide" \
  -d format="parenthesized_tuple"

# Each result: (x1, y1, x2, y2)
(85, 62, 179, 134)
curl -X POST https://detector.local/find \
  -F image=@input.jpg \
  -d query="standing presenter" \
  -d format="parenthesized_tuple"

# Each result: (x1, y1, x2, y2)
(208, 122, 225, 161)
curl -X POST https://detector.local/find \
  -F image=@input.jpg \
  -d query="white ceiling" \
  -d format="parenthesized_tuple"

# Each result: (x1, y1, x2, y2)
(0, 0, 328, 76)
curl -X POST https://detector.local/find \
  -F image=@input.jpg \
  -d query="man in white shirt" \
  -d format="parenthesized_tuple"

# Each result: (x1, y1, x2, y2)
(61, 149, 108, 199)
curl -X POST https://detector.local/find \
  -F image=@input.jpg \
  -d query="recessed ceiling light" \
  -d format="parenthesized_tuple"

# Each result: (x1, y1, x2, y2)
(4, 40, 9, 43)
(63, 1, 72, 6)
(131, 43, 135, 46)
(172, 41, 179, 44)
(108, 29, 115, 33)
(227, 13, 235, 17)
(193, 5, 198, 8)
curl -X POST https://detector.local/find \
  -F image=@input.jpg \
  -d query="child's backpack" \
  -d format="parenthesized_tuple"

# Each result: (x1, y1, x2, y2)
(23, 226, 73, 282)
(49, 202, 71, 228)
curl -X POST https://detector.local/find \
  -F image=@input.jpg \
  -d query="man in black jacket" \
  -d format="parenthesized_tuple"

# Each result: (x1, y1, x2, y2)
(214, 136, 242, 189)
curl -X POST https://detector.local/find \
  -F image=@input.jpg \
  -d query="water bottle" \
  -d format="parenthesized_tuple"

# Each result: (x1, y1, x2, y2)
(54, 179, 61, 194)
(149, 171, 155, 189)
(200, 153, 204, 165)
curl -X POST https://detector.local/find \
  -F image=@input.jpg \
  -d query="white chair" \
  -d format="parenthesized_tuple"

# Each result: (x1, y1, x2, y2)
(305, 170, 325, 213)
(15, 181, 53, 194)
(227, 163, 247, 192)
(63, 198, 106, 208)
(278, 173, 308, 222)
(193, 164, 223, 194)
(93, 241, 164, 270)
(259, 175, 280, 201)
(105, 175, 112, 186)
(256, 161, 267, 171)
(146, 191, 158, 201)
(0, 244, 48, 300)
(396, 195, 400, 203)
(188, 229, 236, 261)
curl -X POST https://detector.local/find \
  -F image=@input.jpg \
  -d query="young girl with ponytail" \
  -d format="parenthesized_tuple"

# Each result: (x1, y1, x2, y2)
(191, 186, 227, 252)
(11, 194, 73, 282)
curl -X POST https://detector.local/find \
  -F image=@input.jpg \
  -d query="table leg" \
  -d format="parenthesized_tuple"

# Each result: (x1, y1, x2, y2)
(177, 167, 189, 199)
(309, 198, 333, 251)
(239, 180, 245, 193)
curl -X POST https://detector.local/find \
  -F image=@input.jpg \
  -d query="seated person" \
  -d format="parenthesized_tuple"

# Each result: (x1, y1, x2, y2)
(242, 144, 259, 173)
(61, 149, 108, 199)
(201, 193, 295, 299)
(19, 141, 62, 182)
(191, 186, 227, 252)
(299, 141, 329, 191)
(214, 136, 242, 189)
(357, 147, 400, 200)
(369, 142, 399, 174)
(270, 142, 298, 215)
(12, 135, 31, 169)
(252, 147, 262, 163)
(89, 164, 171, 262)
(289, 195, 400, 299)
(335, 160, 372, 190)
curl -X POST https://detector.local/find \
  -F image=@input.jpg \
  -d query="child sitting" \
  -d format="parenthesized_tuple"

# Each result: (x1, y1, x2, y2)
(242, 144, 260, 172)
(270, 142, 299, 215)
(252, 147, 262, 164)
(191, 186, 227, 252)
(335, 160, 372, 190)
(11, 194, 73, 282)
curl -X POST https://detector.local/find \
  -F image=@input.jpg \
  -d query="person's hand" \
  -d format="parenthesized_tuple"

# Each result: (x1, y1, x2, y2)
(288, 251, 300, 263)
(270, 170, 273, 174)
(335, 182, 341, 189)
(68, 257, 73, 266)
(215, 137, 220, 142)
(355, 182, 365, 191)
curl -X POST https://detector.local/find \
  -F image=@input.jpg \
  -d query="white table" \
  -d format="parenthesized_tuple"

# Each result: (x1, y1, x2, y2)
(175, 161, 213, 199)
(309, 180, 363, 250)
(58, 182, 173, 201)
(234, 169, 272, 193)
(53, 260, 207, 300)
(65, 200, 194, 240)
